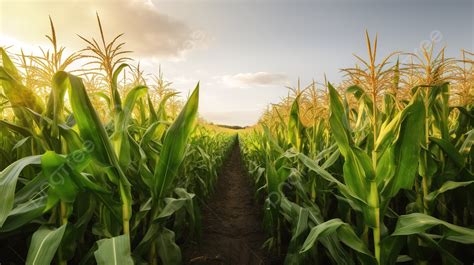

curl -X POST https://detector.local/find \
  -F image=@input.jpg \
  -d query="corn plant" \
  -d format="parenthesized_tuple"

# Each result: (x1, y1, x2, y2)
(240, 33, 474, 265)
(0, 17, 235, 265)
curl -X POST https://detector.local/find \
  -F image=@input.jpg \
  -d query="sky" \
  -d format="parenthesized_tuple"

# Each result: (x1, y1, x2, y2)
(1, 0, 473, 126)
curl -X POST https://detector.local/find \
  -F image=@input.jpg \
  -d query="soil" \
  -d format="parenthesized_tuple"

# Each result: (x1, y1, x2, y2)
(182, 142, 275, 265)
(0, 142, 280, 265)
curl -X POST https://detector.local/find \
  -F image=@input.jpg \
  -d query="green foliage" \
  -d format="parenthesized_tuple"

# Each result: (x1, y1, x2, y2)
(26, 225, 67, 265)
(240, 78, 473, 264)
(0, 46, 235, 264)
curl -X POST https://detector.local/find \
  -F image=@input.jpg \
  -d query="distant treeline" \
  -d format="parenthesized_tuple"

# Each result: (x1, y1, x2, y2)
(211, 123, 249, 130)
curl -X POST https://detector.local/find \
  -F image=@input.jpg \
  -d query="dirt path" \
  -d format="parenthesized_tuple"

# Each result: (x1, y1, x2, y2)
(183, 141, 270, 265)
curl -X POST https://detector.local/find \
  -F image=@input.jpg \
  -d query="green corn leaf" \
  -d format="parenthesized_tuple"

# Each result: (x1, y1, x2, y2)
(285, 208, 311, 265)
(0, 196, 46, 233)
(152, 92, 180, 141)
(153, 83, 199, 199)
(174, 188, 198, 232)
(94, 234, 134, 265)
(429, 136, 465, 168)
(154, 197, 188, 221)
(1, 49, 44, 115)
(380, 235, 404, 265)
(12, 136, 31, 150)
(392, 213, 474, 244)
(26, 224, 67, 265)
(328, 83, 373, 207)
(41, 151, 79, 204)
(288, 96, 303, 150)
(416, 233, 463, 265)
(44, 70, 67, 137)
(111, 85, 148, 168)
(375, 147, 395, 187)
(111, 63, 128, 112)
(93, 91, 112, 110)
(53, 71, 120, 170)
(279, 197, 354, 265)
(0, 155, 42, 227)
(328, 82, 352, 155)
(1, 48, 21, 80)
(346, 85, 374, 117)
(0, 120, 34, 137)
(12, 171, 47, 204)
(300, 218, 376, 264)
(147, 94, 158, 124)
(425, 180, 474, 201)
(292, 207, 309, 241)
(119, 85, 148, 133)
(157, 92, 179, 121)
(133, 223, 161, 256)
(382, 94, 397, 120)
(298, 153, 367, 208)
(459, 129, 473, 155)
(374, 109, 404, 156)
(263, 125, 284, 154)
(381, 92, 425, 200)
(156, 227, 182, 265)
(53, 71, 132, 232)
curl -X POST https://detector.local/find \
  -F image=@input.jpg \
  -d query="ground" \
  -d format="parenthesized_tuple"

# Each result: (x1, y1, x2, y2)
(183, 142, 276, 265)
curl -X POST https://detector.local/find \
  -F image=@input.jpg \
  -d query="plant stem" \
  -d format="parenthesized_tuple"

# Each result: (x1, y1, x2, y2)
(373, 209, 381, 264)
(421, 175, 429, 214)
(122, 200, 130, 234)
(311, 178, 316, 201)
(120, 182, 131, 235)
(370, 180, 381, 264)
(59, 202, 68, 265)
(421, 89, 430, 214)
(60, 201, 68, 225)
(150, 241, 158, 265)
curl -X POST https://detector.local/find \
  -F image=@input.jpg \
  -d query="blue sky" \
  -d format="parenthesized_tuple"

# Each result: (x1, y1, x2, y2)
(1, 0, 473, 125)
(156, 0, 473, 125)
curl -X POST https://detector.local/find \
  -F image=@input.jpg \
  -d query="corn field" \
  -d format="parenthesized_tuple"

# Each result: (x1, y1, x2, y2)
(240, 33, 474, 264)
(1, 12, 473, 265)
(0, 16, 235, 264)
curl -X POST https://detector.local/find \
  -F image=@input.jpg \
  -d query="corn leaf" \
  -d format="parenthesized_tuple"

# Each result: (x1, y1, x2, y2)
(41, 151, 79, 204)
(0, 155, 42, 227)
(392, 213, 474, 244)
(111, 63, 128, 112)
(94, 234, 134, 265)
(300, 218, 376, 264)
(0, 196, 46, 232)
(382, 92, 425, 200)
(111, 85, 148, 168)
(156, 227, 181, 265)
(425, 180, 474, 201)
(153, 83, 199, 199)
(429, 137, 465, 168)
(26, 224, 67, 265)
(288, 96, 303, 150)
(53, 71, 120, 170)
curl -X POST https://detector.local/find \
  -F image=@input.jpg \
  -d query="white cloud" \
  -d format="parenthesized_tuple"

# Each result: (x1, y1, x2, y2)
(221, 72, 288, 87)
(0, 0, 207, 59)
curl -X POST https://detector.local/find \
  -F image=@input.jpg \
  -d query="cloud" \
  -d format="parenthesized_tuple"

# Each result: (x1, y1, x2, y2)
(221, 72, 288, 87)
(0, 0, 205, 59)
